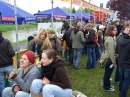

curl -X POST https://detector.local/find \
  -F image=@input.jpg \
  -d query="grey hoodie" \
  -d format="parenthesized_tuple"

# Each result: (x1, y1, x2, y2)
(12, 64, 41, 93)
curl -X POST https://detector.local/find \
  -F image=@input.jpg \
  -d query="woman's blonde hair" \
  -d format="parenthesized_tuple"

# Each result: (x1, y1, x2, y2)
(34, 29, 52, 50)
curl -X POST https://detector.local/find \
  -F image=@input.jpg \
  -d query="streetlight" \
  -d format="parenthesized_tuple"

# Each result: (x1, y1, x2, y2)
(14, 0, 19, 68)
(89, 0, 91, 21)
(50, 0, 54, 29)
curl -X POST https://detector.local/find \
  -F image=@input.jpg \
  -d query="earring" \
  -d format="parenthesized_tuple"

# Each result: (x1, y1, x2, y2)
(50, 61, 52, 63)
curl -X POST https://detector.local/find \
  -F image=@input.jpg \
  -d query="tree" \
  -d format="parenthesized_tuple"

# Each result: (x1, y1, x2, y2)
(62, 7, 71, 12)
(108, 0, 130, 20)
(38, 10, 40, 13)
(72, 7, 76, 13)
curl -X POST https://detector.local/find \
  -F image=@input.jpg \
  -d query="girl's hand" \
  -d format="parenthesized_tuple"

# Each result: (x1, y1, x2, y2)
(42, 77, 50, 85)
(13, 85, 20, 92)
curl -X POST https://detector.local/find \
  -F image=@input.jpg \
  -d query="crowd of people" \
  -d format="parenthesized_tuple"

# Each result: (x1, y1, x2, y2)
(0, 19, 130, 97)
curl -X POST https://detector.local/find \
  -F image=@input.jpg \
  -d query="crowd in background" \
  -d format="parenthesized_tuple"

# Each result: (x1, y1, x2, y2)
(0, 19, 130, 97)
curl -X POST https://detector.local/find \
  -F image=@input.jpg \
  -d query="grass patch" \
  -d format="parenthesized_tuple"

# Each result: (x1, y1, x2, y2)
(0, 23, 37, 32)
(66, 54, 130, 97)
(11, 39, 27, 46)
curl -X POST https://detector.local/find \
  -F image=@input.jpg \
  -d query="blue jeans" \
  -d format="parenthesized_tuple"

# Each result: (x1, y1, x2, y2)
(2, 87, 29, 97)
(73, 48, 83, 69)
(103, 58, 114, 90)
(119, 67, 130, 97)
(30, 79, 72, 97)
(86, 47, 96, 69)
(68, 48, 73, 65)
(0, 65, 14, 97)
(95, 46, 102, 61)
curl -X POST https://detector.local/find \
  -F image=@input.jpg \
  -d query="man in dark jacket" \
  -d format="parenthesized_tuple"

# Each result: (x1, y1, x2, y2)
(118, 34, 130, 97)
(115, 20, 123, 36)
(85, 23, 96, 69)
(0, 30, 15, 97)
(62, 26, 74, 65)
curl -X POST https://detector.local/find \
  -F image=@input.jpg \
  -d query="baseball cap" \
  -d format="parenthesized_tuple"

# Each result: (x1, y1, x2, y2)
(99, 25, 105, 29)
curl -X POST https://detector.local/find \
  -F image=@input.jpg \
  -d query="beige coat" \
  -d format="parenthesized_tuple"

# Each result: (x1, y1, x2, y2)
(100, 36, 116, 64)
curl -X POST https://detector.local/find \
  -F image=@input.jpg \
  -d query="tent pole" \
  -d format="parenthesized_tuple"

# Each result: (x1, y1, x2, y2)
(51, 0, 54, 29)
(70, 0, 72, 26)
(89, 0, 91, 22)
(14, 0, 20, 69)
(80, 0, 82, 24)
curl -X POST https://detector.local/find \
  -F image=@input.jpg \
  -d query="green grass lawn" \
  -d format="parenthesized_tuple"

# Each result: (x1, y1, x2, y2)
(66, 54, 130, 97)
(0, 23, 37, 32)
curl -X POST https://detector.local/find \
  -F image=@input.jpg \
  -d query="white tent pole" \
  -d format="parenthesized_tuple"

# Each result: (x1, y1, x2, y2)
(51, 0, 54, 29)
(70, 0, 72, 26)
(14, 0, 19, 68)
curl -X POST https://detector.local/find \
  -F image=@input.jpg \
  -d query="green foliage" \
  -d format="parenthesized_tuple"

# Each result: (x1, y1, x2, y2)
(0, 23, 38, 32)
(66, 54, 130, 97)
(77, 7, 92, 14)
(72, 7, 76, 13)
(11, 39, 27, 46)
(62, 7, 77, 13)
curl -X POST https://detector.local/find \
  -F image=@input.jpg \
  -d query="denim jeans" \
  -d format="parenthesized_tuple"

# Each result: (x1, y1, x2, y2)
(95, 46, 102, 61)
(2, 87, 29, 97)
(103, 58, 114, 90)
(114, 58, 120, 83)
(68, 48, 73, 65)
(119, 67, 130, 97)
(73, 48, 83, 69)
(0, 65, 14, 97)
(30, 79, 72, 97)
(86, 47, 96, 69)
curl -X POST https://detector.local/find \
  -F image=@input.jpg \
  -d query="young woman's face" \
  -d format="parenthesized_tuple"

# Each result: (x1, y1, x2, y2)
(40, 32, 46, 40)
(48, 33, 52, 38)
(112, 28, 117, 36)
(20, 55, 30, 68)
(123, 28, 129, 34)
(41, 53, 52, 66)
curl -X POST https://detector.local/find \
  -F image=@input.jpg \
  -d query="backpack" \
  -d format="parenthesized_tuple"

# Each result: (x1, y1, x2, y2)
(93, 32, 98, 43)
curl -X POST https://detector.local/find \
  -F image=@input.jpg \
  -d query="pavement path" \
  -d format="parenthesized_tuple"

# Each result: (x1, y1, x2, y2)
(13, 43, 27, 51)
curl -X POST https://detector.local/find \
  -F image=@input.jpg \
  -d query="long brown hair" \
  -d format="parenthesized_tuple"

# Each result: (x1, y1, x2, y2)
(34, 29, 52, 50)
(104, 25, 116, 37)
(42, 49, 62, 61)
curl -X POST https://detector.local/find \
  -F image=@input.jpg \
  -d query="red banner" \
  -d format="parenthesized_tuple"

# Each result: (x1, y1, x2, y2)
(2, 16, 15, 21)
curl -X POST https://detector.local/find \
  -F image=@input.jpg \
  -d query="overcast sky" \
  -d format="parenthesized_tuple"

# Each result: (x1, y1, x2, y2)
(11, 0, 109, 14)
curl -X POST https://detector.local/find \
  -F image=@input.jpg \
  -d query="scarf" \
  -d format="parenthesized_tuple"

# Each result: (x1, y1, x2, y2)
(41, 59, 65, 81)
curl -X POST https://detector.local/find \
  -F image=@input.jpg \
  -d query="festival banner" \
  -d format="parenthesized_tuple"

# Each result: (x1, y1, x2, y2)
(2, 16, 15, 21)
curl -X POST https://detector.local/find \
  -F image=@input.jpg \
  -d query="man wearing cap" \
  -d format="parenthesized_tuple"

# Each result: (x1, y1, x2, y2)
(95, 25, 105, 62)
(0, 30, 15, 97)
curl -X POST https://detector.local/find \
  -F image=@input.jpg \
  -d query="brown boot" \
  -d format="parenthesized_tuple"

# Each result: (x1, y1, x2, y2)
(30, 87, 43, 97)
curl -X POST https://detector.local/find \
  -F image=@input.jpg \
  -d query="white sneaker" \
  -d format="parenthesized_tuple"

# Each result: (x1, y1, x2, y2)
(105, 88, 115, 91)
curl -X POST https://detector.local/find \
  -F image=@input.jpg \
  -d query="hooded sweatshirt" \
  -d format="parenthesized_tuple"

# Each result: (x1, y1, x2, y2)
(118, 35, 130, 68)
(0, 36, 15, 68)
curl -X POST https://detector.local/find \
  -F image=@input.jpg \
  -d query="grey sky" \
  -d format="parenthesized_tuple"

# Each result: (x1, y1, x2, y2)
(11, 0, 109, 14)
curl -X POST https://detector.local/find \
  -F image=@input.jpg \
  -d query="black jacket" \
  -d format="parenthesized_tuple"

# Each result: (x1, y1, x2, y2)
(62, 30, 72, 48)
(86, 29, 95, 48)
(118, 35, 130, 68)
(0, 36, 15, 68)
(116, 25, 123, 36)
